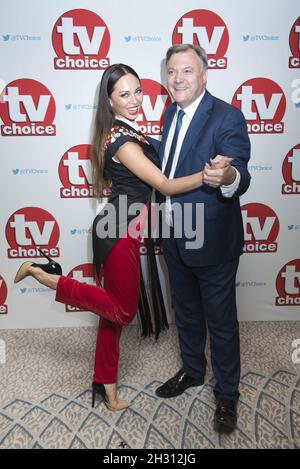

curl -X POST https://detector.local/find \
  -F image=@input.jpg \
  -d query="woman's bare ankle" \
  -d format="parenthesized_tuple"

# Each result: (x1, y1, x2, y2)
(28, 266, 60, 290)
(104, 383, 118, 405)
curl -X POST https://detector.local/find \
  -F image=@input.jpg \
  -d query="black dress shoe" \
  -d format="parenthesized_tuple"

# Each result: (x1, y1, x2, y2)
(213, 399, 238, 434)
(156, 369, 204, 398)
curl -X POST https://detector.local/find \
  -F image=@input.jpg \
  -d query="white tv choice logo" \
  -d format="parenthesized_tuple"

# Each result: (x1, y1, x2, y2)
(232, 78, 286, 134)
(241, 203, 279, 253)
(289, 16, 300, 68)
(172, 9, 229, 69)
(6, 207, 60, 259)
(276, 259, 300, 306)
(53, 9, 110, 70)
(136, 79, 171, 136)
(0, 274, 8, 316)
(59, 144, 94, 198)
(0, 79, 56, 136)
(65, 264, 102, 312)
(282, 143, 300, 195)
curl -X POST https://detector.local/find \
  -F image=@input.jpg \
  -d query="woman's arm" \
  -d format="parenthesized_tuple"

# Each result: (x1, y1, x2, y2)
(116, 142, 203, 196)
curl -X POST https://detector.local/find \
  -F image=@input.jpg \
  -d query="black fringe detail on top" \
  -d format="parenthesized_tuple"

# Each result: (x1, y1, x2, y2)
(137, 207, 169, 340)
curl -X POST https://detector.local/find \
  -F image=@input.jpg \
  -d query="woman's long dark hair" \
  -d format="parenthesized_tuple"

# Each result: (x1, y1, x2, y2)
(91, 64, 140, 197)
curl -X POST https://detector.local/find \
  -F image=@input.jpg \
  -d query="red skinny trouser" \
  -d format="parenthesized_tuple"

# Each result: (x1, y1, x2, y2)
(55, 234, 141, 383)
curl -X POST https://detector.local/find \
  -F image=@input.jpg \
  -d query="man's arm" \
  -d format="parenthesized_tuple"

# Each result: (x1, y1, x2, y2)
(203, 107, 251, 197)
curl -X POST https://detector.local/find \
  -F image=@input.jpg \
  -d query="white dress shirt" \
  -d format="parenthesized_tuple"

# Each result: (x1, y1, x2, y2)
(162, 91, 240, 225)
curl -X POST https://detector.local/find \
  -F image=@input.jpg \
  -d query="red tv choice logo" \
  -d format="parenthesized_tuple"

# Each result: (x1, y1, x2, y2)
(136, 79, 171, 136)
(0, 79, 56, 136)
(241, 203, 279, 253)
(0, 275, 8, 315)
(65, 264, 102, 312)
(172, 9, 229, 69)
(276, 259, 300, 306)
(6, 207, 60, 259)
(232, 78, 286, 134)
(289, 16, 300, 68)
(282, 143, 300, 194)
(59, 144, 94, 198)
(52, 9, 110, 70)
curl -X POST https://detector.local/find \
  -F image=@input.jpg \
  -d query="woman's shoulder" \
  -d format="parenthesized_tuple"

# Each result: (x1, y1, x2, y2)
(105, 122, 150, 149)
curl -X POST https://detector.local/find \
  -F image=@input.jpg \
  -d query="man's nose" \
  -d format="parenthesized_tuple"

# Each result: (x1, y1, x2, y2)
(174, 71, 183, 83)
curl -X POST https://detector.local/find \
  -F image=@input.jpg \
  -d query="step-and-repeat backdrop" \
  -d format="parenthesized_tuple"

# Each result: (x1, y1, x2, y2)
(0, 0, 299, 328)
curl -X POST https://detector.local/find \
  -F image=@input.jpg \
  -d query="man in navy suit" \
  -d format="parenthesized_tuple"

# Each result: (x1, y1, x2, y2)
(155, 44, 251, 434)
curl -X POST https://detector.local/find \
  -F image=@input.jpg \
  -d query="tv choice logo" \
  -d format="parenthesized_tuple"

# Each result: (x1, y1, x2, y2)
(232, 78, 286, 134)
(282, 143, 300, 194)
(65, 263, 102, 312)
(289, 16, 300, 68)
(276, 259, 300, 306)
(241, 203, 279, 253)
(0, 275, 8, 316)
(52, 9, 110, 70)
(136, 79, 171, 135)
(0, 79, 56, 136)
(172, 9, 229, 69)
(6, 207, 60, 259)
(59, 144, 94, 198)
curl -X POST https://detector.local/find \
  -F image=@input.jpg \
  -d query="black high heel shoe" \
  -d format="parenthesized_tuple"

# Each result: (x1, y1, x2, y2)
(92, 382, 130, 411)
(14, 248, 62, 284)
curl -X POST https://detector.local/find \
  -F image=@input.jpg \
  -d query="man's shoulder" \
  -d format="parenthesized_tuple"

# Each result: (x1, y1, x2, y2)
(164, 102, 176, 116)
(210, 92, 243, 118)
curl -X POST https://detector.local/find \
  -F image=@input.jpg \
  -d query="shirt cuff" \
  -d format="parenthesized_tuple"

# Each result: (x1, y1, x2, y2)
(220, 167, 240, 198)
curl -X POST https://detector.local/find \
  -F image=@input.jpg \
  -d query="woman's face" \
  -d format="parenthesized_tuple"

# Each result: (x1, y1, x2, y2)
(109, 73, 143, 121)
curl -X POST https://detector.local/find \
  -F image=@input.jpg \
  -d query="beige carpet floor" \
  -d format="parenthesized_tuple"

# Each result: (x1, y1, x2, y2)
(0, 322, 300, 449)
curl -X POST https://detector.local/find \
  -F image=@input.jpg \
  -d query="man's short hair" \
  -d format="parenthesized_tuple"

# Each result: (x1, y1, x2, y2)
(166, 44, 208, 70)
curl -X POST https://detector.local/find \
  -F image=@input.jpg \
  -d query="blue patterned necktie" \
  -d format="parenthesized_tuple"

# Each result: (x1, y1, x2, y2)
(164, 109, 185, 178)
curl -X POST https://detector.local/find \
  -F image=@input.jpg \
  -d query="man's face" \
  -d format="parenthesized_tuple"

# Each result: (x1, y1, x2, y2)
(166, 49, 207, 109)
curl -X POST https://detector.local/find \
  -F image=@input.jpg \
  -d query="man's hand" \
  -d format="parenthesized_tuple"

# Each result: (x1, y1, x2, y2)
(203, 155, 236, 188)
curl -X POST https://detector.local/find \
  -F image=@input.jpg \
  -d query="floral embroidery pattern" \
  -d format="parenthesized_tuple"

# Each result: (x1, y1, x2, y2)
(105, 125, 149, 148)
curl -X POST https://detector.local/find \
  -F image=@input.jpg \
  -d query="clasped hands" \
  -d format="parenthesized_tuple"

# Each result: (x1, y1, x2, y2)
(203, 155, 235, 188)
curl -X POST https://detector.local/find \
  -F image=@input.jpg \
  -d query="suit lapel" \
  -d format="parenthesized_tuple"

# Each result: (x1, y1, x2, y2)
(174, 91, 214, 176)
(159, 103, 177, 164)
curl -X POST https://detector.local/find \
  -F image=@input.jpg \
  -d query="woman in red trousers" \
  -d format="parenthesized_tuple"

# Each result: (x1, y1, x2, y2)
(14, 64, 230, 411)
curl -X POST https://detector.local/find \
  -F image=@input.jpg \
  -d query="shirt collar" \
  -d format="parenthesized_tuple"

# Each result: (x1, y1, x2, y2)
(115, 115, 140, 132)
(176, 89, 206, 120)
